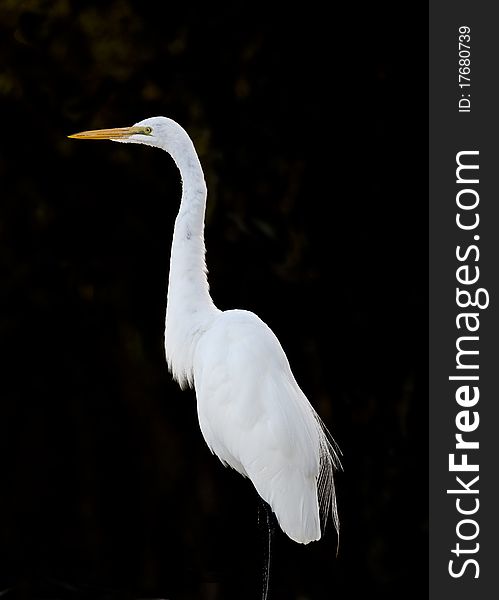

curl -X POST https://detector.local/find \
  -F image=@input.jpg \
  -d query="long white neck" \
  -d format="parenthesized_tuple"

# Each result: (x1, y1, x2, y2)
(163, 135, 220, 388)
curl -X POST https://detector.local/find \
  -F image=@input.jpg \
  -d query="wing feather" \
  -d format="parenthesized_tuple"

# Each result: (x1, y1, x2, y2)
(193, 309, 340, 544)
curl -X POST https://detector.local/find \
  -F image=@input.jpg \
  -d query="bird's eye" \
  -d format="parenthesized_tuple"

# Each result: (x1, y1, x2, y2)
(144, 126, 152, 135)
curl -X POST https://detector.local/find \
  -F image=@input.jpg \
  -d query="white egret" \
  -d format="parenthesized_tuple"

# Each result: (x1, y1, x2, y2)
(69, 117, 341, 544)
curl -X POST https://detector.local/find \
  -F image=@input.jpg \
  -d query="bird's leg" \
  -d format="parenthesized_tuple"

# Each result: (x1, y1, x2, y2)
(257, 498, 275, 600)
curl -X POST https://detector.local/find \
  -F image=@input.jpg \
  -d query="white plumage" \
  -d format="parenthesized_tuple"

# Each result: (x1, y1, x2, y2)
(194, 309, 338, 543)
(69, 116, 341, 544)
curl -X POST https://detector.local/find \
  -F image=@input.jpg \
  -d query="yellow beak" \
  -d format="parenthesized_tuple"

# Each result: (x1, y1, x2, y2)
(68, 126, 146, 140)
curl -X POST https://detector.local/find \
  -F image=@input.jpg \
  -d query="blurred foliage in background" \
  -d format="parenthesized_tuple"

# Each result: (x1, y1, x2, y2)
(0, 1, 427, 599)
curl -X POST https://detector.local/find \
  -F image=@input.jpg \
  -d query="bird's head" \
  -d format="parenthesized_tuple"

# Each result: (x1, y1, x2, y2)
(68, 116, 190, 154)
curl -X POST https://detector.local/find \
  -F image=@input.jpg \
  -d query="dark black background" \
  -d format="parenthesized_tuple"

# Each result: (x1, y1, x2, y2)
(0, 2, 426, 599)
